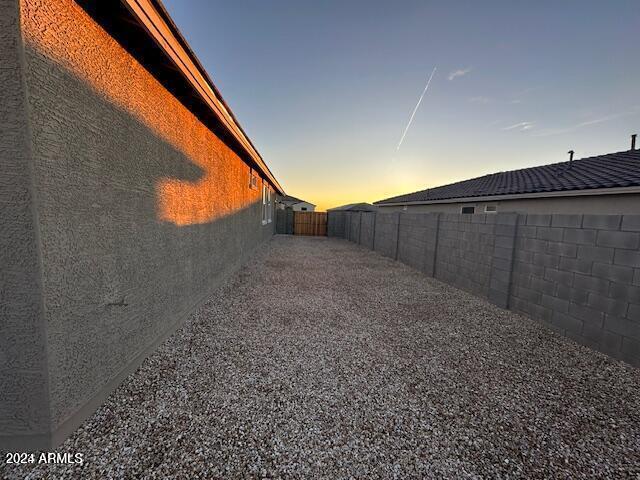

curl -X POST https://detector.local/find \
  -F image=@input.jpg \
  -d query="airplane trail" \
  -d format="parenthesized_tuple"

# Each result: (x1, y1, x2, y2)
(396, 66, 437, 151)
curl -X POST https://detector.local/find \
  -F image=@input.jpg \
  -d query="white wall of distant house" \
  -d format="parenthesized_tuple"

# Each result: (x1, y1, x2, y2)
(291, 202, 315, 212)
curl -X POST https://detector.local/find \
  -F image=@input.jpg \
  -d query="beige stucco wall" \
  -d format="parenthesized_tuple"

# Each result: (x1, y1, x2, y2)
(377, 193, 640, 215)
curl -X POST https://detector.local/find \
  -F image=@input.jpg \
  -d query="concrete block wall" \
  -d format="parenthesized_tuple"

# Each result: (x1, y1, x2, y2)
(373, 213, 401, 259)
(434, 213, 497, 298)
(510, 214, 640, 365)
(360, 212, 376, 249)
(329, 210, 640, 366)
(327, 211, 346, 238)
(348, 212, 361, 244)
(397, 213, 439, 274)
(487, 213, 518, 309)
(276, 207, 294, 235)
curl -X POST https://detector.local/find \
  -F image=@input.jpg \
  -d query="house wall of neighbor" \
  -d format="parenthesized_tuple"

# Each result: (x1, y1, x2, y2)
(1, 0, 277, 450)
(377, 192, 640, 215)
(291, 202, 315, 212)
(329, 210, 640, 366)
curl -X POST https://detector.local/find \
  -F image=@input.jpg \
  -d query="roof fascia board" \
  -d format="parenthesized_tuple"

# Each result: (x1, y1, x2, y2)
(376, 185, 640, 207)
(121, 0, 284, 194)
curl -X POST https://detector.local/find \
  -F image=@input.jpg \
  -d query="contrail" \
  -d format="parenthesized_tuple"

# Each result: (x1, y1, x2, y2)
(396, 66, 437, 151)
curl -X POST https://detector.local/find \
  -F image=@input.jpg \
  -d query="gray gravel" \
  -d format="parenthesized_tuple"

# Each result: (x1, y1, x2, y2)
(4, 235, 640, 479)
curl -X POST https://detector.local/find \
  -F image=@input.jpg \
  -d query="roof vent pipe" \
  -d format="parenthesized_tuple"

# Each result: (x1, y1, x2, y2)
(568, 150, 574, 162)
(632, 134, 637, 150)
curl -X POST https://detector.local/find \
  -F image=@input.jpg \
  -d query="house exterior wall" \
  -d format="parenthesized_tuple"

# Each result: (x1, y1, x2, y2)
(330, 211, 640, 367)
(377, 193, 640, 215)
(0, 0, 52, 449)
(1, 0, 278, 450)
(291, 202, 315, 212)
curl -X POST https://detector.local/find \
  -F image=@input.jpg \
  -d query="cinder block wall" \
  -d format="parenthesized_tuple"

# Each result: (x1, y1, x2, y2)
(1, 0, 277, 450)
(435, 214, 496, 298)
(327, 211, 346, 238)
(373, 213, 401, 259)
(329, 210, 640, 366)
(397, 213, 439, 274)
(510, 214, 640, 364)
(360, 212, 376, 249)
(348, 212, 361, 244)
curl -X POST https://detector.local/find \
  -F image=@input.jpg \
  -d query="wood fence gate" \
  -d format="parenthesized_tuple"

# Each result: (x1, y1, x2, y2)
(294, 212, 327, 236)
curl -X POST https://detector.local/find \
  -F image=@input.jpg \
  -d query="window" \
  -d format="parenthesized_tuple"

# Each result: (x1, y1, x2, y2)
(485, 205, 497, 213)
(262, 183, 272, 225)
(262, 184, 268, 224)
(460, 206, 475, 214)
(249, 169, 258, 190)
(301, 207, 307, 211)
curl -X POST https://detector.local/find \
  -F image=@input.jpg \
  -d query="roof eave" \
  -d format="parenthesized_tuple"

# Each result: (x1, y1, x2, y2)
(375, 185, 640, 207)
(121, 0, 284, 195)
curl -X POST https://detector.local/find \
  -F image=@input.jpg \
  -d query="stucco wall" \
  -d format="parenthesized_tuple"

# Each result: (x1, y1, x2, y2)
(0, 0, 51, 449)
(1, 0, 277, 450)
(291, 202, 315, 212)
(377, 193, 640, 215)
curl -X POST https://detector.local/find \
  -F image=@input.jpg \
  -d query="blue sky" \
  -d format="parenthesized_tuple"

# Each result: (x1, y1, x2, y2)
(163, 0, 640, 210)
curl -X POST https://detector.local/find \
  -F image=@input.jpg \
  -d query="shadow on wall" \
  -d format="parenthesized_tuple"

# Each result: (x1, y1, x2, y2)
(5, 39, 272, 447)
(23, 0, 260, 227)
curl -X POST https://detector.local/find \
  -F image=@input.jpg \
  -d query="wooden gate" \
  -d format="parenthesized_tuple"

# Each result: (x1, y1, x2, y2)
(294, 212, 327, 236)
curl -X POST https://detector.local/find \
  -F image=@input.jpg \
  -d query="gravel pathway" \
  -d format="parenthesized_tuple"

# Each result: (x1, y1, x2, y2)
(4, 235, 640, 479)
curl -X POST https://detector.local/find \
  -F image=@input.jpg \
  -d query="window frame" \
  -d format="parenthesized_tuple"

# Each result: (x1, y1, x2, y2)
(261, 183, 268, 225)
(484, 205, 498, 213)
(249, 170, 258, 190)
(460, 206, 475, 214)
(262, 183, 273, 225)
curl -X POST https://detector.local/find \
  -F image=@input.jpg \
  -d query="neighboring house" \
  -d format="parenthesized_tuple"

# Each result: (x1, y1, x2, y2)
(375, 141, 640, 215)
(1, 0, 283, 450)
(328, 202, 378, 212)
(279, 195, 316, 211)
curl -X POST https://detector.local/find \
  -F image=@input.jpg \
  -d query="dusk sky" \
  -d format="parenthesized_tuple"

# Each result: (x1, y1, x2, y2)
(163, 1, 640, 211)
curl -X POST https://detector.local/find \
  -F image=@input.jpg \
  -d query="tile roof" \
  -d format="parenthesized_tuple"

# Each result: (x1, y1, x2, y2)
(281, 195, 314, 205)
(328, 203, 378, 211)
(375, 149, 640, 205)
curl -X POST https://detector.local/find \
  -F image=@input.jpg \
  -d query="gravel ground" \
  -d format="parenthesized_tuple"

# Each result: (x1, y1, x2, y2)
(3, 235, 640, 479)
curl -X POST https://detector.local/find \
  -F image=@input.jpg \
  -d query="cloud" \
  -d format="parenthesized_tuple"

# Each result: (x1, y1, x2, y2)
(531, 108, 640, 137)
(502, 121, 534, 131)
(448, 68, 471, 81)
(469, 96, 491, 104)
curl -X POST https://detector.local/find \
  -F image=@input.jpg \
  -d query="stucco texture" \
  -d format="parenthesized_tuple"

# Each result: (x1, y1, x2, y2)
(377, 193, 640, 215)
(0, 0, 51, 445)
(1, 0, 276, 449)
